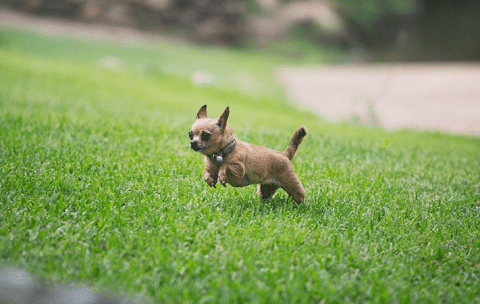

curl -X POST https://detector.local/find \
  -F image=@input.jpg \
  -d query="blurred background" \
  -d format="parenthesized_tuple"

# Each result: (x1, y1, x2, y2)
(1, 0, 479, 135)
(2, 0, 480, 61)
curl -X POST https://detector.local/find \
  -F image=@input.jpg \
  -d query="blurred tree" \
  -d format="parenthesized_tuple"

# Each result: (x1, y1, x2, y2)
(409, 0, 480, 61)
(334, 0, 418, 53)
(337, 0, 417, 26)
(333, 0, 480, 61)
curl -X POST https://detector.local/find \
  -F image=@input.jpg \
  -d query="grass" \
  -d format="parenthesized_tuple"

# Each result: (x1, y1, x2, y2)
(1, 27, 480, 303)
(0, 27, 344, 101)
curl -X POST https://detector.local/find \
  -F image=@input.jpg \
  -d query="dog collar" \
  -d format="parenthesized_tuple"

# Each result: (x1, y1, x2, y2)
(209, 138, 237, 164)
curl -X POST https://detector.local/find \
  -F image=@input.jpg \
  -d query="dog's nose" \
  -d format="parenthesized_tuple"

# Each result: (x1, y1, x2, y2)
(190, 140, 202, 151)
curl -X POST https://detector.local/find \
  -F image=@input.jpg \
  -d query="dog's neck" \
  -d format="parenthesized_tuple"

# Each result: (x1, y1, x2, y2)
(208, 138, 237, 164)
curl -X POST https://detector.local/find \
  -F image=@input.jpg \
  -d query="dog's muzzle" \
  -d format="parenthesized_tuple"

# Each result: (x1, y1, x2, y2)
(190, 140, 204, 152)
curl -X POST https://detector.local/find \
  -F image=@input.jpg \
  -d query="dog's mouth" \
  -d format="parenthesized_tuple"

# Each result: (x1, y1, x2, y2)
(190, 141, 206, 152)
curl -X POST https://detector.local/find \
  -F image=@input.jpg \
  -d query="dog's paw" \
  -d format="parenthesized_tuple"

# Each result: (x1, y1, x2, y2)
(218, 172, 227, 187)
(204, 175, 217, 188)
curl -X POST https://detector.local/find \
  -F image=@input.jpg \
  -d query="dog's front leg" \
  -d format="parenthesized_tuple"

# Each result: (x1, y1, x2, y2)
(203, 168, 218, 188)
(218, 161, 246, 187)
(218, 166, 228, 187)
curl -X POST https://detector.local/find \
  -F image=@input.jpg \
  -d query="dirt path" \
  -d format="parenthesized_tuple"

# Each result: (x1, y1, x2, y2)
(1, 8, 479, 136)
(278, 65, 480, 136)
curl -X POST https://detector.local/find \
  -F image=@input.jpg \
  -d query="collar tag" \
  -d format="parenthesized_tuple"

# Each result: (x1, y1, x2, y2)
(210, 138, 236, 164)
(214, 154, 224, 164)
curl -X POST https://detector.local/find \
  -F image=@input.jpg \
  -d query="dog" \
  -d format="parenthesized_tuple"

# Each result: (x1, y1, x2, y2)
(189, 104, 307, 204)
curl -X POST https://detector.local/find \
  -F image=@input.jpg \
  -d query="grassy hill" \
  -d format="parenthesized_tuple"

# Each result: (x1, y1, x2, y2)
(0, 27, 479, 303)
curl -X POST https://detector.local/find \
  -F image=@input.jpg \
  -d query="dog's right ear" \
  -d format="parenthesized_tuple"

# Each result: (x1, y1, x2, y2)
(196, 104, 208, 119)
(217, 106, 229, 129)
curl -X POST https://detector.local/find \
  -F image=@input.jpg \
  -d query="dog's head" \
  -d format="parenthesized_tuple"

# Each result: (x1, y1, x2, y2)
(189, 104, 231, 155)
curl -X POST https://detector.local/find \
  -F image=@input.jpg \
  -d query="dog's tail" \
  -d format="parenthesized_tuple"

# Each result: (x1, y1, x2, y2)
(284, 126, 307, 161)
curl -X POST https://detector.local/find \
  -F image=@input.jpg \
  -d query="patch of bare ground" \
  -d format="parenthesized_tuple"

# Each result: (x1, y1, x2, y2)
(278, 65, 480, 136)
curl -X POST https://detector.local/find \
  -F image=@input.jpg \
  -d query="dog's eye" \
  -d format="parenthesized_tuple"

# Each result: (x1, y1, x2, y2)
(188, 131, 193, 140)
(201, 132, 211, 141)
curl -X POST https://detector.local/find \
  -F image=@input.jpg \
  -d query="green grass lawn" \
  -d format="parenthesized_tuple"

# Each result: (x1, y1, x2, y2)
(1, 27, 479, 303)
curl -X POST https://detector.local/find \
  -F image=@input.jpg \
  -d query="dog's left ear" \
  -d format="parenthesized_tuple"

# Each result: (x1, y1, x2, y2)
(217, 106, 229, 129)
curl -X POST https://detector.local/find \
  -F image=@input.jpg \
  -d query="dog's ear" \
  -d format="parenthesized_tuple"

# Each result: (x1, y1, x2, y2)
(217, 106, 229, 129)
(196, 104, 208, 119)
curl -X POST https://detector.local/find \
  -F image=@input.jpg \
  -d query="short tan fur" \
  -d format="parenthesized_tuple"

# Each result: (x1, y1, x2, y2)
(189, 104, 307, 204)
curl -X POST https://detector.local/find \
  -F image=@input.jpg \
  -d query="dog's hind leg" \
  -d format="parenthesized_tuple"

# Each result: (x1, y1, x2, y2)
(257, 183, 279, 200)
(282, 183, 305, 204)
(278, 173, 305, 204)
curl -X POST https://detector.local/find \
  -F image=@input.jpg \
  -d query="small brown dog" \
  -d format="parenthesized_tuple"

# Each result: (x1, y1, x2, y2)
(189, 105, 307, 204)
